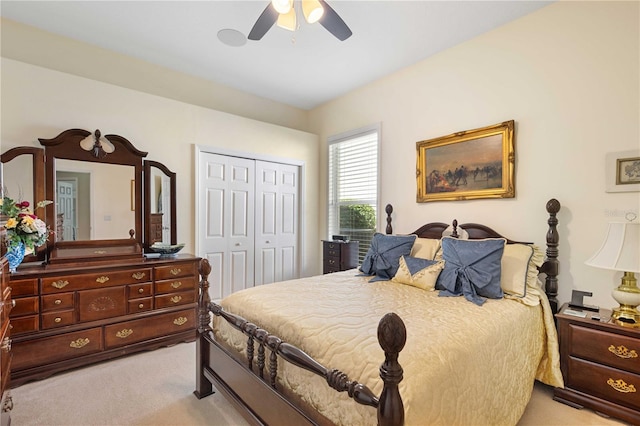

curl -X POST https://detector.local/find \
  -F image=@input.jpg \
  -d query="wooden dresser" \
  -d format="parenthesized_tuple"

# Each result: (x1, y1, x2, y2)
(322, 240, 359, 274)
(0, 255, 13, 425)
(9, 254, 200, 386)
(554, 303, 640, 424)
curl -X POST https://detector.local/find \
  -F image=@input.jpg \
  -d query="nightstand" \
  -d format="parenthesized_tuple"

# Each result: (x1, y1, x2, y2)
(322, 240, 359, 274)
(553, 303, 640, 424)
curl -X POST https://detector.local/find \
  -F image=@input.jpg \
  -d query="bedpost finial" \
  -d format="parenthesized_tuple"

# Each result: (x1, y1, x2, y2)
(377, 312, 406, 354)
(199, 258, 212, 278)
(546, 198, 561, 214)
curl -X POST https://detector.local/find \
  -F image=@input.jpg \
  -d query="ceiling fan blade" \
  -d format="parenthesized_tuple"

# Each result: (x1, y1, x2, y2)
(318, 0, 352, 41)
(248, 2, 279, 41)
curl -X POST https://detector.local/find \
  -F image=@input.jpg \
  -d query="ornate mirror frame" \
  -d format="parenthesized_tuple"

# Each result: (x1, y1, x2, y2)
(39, 128, 147, 264)
(143, 160, 177, 248)
(0, 147, 46, 262)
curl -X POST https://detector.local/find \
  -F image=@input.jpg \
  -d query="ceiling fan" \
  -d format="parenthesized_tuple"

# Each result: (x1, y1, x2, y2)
(248, 0, 352, 41)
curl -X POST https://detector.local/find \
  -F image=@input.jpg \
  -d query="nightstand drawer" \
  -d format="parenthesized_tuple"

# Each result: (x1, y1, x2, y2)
(567, 356, 640, 411)
(570, 324, 640, 374)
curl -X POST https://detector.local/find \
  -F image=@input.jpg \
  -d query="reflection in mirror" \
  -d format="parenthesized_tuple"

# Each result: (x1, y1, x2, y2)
(2, 155, 34, 206)
(56, 159, 135, 241)
(149, 167, 172, 244)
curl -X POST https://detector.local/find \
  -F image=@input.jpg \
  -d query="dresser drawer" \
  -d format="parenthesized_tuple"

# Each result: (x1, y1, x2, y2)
(128, 298, 153, 313)
(42, 268, 152, 293)
(12, 327, 103, 371)
(10, 296, 38, 317)
(10, 315, 38, 335)
(155, 277, 197, 295)
(154, 291, 195, 309)
(567, 356, 640, 411)
(41, 310, 75, 329)
(104, 308, 195, 349)
(154, 263, 197, 280)
(570, 324, 640, 375)
(128, 283, 152, 299)
(10, 278, 38, 297)
(41, 293, 74, 312)
(78, 287, 126, 322)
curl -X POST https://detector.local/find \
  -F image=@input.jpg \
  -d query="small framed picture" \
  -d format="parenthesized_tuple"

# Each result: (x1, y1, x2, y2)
(606, 150, 640, 193)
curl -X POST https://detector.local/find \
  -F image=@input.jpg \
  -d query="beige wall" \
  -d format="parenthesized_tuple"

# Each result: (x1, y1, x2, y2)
(0, 59, 320, 277)
(309, 1, 640, 309)
(1, 2, 639, 309)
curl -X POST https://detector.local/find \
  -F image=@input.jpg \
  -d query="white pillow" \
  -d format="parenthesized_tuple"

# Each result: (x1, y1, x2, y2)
(410, 238, 441, 260)
(501, 243, 544, 304)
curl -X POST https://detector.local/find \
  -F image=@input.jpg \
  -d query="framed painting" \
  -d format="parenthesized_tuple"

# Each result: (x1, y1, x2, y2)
(606, 150, 640, 193)
(416, 120, 515, 202)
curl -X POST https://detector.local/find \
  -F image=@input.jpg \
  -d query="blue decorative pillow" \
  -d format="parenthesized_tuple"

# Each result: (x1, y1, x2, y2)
(360, 233, 417, 282)
(436, 237, 506, 305)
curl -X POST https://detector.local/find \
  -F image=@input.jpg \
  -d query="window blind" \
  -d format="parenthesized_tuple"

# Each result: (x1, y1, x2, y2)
(328, 127, 379, 262)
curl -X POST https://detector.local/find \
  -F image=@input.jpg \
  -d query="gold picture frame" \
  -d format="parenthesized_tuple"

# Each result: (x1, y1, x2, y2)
(606, 150, 640, 193)
(416, 120, 515, 202)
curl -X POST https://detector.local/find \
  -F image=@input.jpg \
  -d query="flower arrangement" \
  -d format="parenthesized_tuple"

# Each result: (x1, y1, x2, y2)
(0, 196, 53, 252)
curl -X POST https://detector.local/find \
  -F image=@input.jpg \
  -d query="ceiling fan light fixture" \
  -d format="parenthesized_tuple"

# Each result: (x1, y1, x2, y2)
(302, 0, 324, 24)
(272, 0, 293, 14)
(276, 6, 296, 31)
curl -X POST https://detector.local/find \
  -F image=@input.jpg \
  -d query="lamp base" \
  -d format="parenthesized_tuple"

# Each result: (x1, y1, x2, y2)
(611, 306, 640, 328)
(611, 272, 640, 328)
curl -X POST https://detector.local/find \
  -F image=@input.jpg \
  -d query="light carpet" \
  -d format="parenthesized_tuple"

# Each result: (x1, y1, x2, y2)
(10, 342, 627, 425)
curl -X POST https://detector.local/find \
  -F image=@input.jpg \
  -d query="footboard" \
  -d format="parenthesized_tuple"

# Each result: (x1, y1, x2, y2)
(194, 259, 406, 426)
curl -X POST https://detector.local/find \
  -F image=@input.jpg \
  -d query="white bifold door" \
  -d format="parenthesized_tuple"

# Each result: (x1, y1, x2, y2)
(198, 152, 300, 300)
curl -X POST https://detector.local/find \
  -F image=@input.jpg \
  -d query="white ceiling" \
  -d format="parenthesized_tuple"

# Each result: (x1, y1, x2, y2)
(0, 1, 551, 110)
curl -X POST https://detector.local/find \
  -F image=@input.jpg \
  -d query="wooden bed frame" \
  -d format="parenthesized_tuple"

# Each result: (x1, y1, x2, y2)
(194, 198, 561, 426)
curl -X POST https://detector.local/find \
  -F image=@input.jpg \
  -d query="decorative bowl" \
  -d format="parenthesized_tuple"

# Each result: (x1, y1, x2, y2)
(149, 242, 185, 256)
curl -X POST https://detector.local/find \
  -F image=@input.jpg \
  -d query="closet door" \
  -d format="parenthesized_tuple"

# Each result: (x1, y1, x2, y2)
(198, 153, 255, 300)
(254, 161, 299, 285)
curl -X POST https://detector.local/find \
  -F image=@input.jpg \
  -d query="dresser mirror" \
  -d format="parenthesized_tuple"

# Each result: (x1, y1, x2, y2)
(0, 147, 46, 262)
(1, 128, 178, 266)
(144, 160, 177, 246)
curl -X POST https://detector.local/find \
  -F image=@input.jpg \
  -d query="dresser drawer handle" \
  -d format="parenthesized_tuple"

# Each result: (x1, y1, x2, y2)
(171, 281, 182, 289)
(132, 272, 146, 280)
(138, 288, 145, 294)
(608, 344, 638, 359)
(52, 280, 69, 289)
(54, 299, 62, 305)
(1, 337, 11, 352)
(173, 317, 188, 326)
(11, 300, 15, 308)
(70, 338, 90, 349)
(54, 317, 62, 323)
(170, 295, 183, 304)
(96, 276, 110, 284)
(328, 243, 335, 249)
(329, 259, 335, 265)
(607, 378, 637, 393)
(138, 303, 145, 309)
(170, 268, 182, 276)
(116, 329, 134, 339)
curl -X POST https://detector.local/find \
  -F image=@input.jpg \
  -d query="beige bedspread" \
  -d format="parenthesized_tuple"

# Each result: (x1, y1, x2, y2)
(213, 270, 563, 426)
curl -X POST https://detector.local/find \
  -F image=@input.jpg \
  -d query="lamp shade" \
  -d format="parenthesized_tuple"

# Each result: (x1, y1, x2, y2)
(302, 0, 324, 23)
(272, 0, 293, 14)
(276, 6, 296, 31)
(585, 222, 640, 273)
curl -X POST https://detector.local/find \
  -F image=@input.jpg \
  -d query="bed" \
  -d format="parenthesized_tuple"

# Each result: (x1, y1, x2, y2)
(194, 198, 563, 426)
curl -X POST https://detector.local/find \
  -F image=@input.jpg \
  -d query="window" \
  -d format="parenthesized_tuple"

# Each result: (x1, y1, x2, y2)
(328, 125, 379, 262)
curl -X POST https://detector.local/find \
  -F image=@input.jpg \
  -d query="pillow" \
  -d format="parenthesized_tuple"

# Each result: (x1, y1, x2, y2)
(392, 256, 444, 291)
(410, 238, 441, 260)
(502, 243, 545, 305)
(436, 237, 506, 306)
(360, 233, 417, 282)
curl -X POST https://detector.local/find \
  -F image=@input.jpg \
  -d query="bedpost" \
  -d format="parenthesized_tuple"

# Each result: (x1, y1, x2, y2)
(377, 312, 406, 426)
(541, 198, 561, 313)
(194, 258, 214, 399)
(385, 204, 393, 235)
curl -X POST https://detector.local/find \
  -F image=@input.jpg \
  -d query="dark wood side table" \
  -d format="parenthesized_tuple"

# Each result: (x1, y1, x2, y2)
(554, 303, 640, 424)
(322, 240, 359, 274)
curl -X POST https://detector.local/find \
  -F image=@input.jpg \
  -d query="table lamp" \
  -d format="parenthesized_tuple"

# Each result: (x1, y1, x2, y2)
(585, 222, 640, 327)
